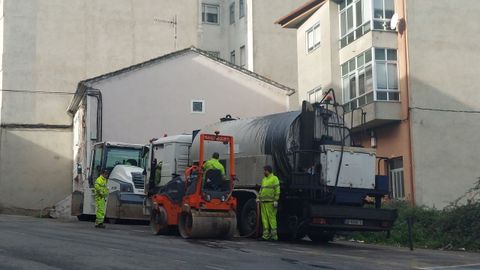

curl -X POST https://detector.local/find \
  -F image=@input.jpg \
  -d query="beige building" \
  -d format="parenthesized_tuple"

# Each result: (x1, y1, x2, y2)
(0, 0, 301, 214)
(278, 0, 480, 208)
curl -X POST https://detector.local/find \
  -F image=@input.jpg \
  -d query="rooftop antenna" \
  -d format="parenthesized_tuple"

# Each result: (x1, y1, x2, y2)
(154, 15, 178, 50)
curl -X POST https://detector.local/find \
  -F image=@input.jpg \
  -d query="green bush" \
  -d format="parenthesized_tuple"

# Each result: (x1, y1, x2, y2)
(352, 180, 480, 251)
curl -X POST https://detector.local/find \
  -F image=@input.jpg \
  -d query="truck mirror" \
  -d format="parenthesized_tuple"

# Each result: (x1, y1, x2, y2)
(142, 146, 149, 157)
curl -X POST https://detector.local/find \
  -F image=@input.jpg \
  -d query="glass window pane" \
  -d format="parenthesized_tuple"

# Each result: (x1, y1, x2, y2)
(348, 59, 356, 72)
(387, 49, 397, 60)
(356, 1, 362, 27)
(343, 77, 350, 101)
(340, 12, 347, 36)
(387, 63, 398, 89)
(385, 0, 395, 18)
(347, 7, 354, 31)
(358, 95, 366, 106)
(357, 53, 365, 67)
(363, 0, 371, 22)
(349, 75, 357, 98)
(358, 70, 365, 95)
(375, 48, 385, 60)
(314, 25, 321, 46)
(374, 0, 384, 19)
(373, 20, 385, 30)
(377, 91, 388, 100)
(307, 30, 314, 49)
(366, 92, 374, 103)
(365, 65, 373, 92)
(342, 63, 348, 75)
(376, 62, 387, 89)
(347, 0, 353, 6)
(389, 92, 399, 101)
(365, 49, 372, 62)
(230, 4, 235, 24)
(340, 0, 346, 10)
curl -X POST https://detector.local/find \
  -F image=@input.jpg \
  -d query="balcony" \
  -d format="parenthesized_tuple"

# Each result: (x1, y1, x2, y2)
(344, 100, 401, 131)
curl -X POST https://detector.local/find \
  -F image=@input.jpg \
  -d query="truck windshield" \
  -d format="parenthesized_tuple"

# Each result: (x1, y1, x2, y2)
(105, 147, 144, 171)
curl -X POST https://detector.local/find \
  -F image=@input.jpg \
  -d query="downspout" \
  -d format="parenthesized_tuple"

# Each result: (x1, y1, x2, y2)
(399, 0, 415, 205)
(86, 87, 103, 142)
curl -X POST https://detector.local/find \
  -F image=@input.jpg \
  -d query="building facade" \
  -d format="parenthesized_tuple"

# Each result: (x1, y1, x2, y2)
(278, 0, 480, 208)
(0, 0, 301, 214)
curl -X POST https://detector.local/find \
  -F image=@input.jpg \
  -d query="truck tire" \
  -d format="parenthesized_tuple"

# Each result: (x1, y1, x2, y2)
(308, 232, 335, 243)
(151, 206, 169, 235)
(239, 198, 258, 237)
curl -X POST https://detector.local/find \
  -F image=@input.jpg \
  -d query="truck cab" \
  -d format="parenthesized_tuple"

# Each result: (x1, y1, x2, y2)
(72, 141, 149, 222)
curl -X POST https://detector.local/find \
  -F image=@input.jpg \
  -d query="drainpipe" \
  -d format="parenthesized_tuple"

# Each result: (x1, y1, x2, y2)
(86, 88, 103, 142)
(399, 0, 415, 205)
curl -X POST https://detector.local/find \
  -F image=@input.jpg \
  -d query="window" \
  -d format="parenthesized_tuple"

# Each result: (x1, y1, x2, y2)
(375, 48, 398, 101)
(308, 87, 323, 103)
(306, 23, 321, 52)
(229, 3, 235, 24)
(230, 50, 236, 64)
(239, 0, 245, 18)
(342, 48, 398, 112)
(202, 4, 219, 24)
(240, 46, 246, 68)
(389, 157, 405, 199)
(206, 51, 220, 58)
(342, 49, 374, 111)
(373, 0, 395, 30)
(339, 0, 371, 48)
(191, 100, 205, 113)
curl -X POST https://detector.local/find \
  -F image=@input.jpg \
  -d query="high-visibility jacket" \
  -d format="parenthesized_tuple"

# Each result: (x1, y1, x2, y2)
(259, 173, 280, 202)
(202, 158, 225, 175)
(94, 175, 109, 198)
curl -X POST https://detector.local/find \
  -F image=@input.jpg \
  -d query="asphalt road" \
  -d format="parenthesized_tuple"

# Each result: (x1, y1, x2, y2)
(0, 215, 479, 270)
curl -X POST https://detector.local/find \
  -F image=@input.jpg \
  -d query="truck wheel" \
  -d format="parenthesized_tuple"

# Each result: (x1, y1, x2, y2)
(151, 206, 169, 235)
(239, 198, 258, 237)
(308, 232, 335, 243)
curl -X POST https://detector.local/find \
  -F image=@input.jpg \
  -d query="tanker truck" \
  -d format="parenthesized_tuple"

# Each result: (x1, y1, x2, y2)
(145, 97, 397, 241)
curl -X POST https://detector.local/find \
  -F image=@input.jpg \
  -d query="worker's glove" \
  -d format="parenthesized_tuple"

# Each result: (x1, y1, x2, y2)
(273, 201, 278, 208)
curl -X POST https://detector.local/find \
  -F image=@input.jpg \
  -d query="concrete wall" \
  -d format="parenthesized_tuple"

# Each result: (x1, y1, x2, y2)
(87, 51, 288, 144)
(253, 0, 304, 109)
(0, 0, 199, 213)
(296, 2, 342, 103)
(406, 0, 480, 208)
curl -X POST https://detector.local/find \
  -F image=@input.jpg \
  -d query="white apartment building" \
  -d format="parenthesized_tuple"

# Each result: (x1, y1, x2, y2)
(279, 0, 480, 208)
(0, 0, 303, 214)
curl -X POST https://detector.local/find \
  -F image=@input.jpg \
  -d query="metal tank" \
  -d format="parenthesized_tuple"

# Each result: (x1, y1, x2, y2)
(190, 102, 348, 190)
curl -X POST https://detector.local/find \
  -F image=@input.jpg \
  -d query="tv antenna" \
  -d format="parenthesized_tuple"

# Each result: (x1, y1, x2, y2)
(154, 15, 178, 50)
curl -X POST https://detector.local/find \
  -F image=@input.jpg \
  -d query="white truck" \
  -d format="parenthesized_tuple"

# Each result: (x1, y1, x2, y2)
(72, 141, 149, 222)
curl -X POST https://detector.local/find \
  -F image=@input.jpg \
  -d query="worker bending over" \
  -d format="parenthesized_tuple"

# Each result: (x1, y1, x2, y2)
(94, 169, 110, 228)
(259, 165, 281, 241)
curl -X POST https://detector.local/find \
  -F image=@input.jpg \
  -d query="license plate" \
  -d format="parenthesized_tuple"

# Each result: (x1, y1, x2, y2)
(345, 219, 363, 226)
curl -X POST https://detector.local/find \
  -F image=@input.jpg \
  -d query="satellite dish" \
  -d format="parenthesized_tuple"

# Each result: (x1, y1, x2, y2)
(390, 13, 399, 30)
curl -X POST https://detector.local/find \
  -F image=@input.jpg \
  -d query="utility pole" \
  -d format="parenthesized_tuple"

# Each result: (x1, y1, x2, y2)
(153, 15, 178, 50)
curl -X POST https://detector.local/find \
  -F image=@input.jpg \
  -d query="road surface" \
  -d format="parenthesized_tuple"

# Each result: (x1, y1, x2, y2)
(0, 215, 479, 270)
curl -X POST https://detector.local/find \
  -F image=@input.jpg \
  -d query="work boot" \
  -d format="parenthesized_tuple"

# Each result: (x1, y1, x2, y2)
(95, 223, 106, 229)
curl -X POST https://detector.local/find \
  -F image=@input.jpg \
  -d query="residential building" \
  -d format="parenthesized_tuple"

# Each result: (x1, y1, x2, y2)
(278, 0, 480, 208)
(0, 0, 301, 214)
